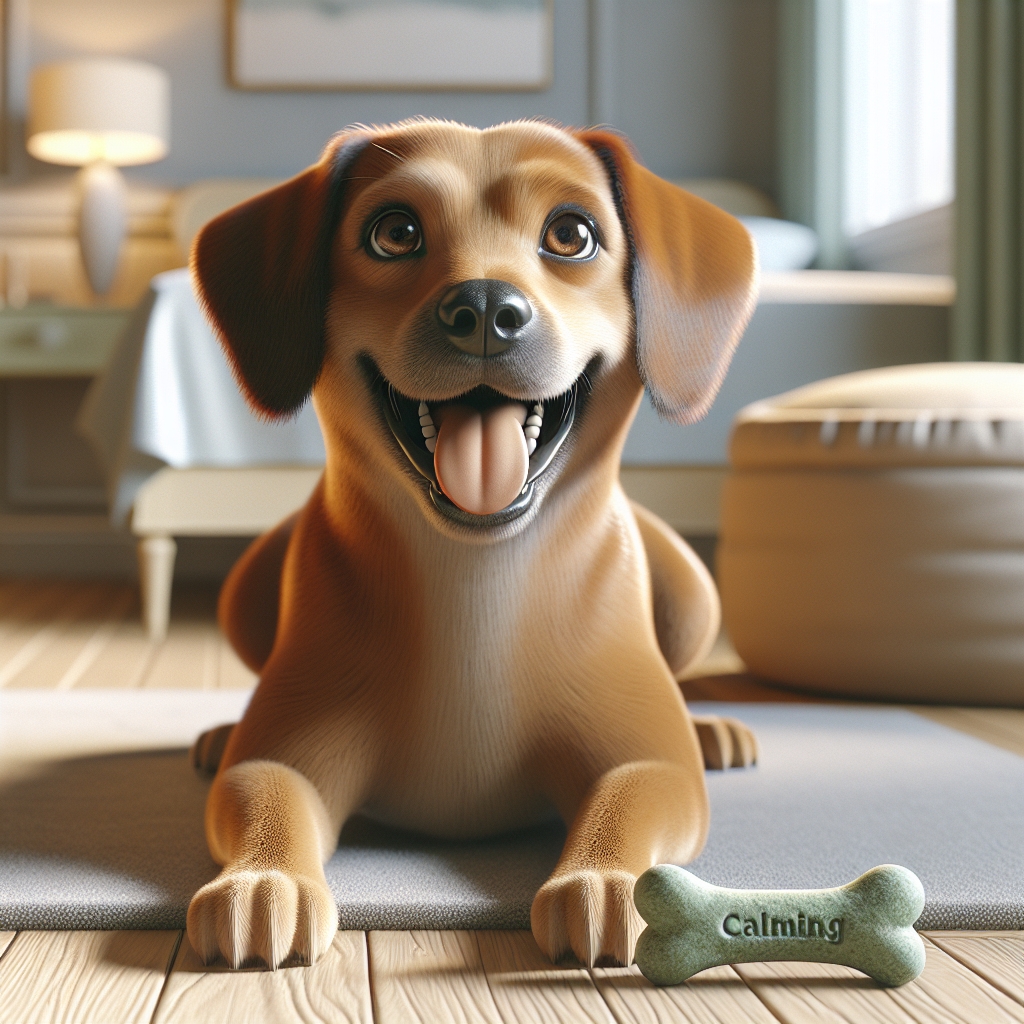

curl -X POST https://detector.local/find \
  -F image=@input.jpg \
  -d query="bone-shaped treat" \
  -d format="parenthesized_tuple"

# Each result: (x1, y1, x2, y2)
(633, 863, 925, 988)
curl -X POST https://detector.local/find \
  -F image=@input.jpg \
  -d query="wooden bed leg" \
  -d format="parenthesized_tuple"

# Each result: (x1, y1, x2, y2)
(137, 534, 177, 641)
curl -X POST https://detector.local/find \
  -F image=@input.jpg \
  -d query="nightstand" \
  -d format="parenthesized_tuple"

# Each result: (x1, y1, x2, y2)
(0, 305, 130, 377)
(0, 305, 131, 572)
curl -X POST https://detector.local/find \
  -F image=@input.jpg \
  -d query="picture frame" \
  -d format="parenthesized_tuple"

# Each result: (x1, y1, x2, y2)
(228, 0, 553, 92)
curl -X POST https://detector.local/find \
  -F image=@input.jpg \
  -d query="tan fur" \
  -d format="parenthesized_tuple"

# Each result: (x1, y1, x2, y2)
(186, 120, 758, 970)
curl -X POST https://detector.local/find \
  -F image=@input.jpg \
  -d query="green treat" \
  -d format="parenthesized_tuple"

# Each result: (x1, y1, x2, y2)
(633, 863, 925, 988)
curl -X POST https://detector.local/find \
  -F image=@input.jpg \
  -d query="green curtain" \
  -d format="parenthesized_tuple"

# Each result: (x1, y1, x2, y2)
(778, 0, 846, 269)
(953, 0, 1024, 361)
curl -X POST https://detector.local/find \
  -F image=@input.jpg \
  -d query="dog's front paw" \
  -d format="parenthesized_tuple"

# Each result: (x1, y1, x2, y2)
(691, 715, 758, 770)
(186, 866, 337, 969)
(190, 723, 235, 775)
(531, 867, 645, 967)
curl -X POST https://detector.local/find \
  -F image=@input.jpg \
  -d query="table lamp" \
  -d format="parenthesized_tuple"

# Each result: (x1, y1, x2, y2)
(27, 58, 170, 296)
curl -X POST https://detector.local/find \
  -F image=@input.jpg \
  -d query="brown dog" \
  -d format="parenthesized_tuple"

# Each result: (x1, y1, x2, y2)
(186, 119, 758, 970)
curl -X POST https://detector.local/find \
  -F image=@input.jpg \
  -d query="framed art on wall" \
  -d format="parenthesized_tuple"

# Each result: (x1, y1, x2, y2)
(229, 0, 553, 91)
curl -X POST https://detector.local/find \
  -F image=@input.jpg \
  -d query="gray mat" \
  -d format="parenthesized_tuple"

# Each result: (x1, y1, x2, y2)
(1, 692, 1021, 931)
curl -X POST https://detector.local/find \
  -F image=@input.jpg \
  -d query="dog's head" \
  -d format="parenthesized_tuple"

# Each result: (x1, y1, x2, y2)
(192, 120, 756, 539)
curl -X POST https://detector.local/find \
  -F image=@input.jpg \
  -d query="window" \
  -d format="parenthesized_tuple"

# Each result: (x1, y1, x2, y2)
(842, 0, 955, 237)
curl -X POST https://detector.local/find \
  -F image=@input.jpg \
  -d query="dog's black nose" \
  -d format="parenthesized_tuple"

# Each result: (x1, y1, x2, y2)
(436, 279, 533, 357)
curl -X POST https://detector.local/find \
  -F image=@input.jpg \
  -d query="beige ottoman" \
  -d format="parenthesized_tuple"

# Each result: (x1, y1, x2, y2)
(717, 363, 1024, 705)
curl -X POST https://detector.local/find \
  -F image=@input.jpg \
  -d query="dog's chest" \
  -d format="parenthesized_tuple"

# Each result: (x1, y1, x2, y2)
(364, 517, 654, 837)
(365, 542, 551, 835)
(409, 549, 530, 761)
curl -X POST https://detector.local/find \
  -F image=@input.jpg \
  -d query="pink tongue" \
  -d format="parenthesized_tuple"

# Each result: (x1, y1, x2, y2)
(433, 403, 528, 515)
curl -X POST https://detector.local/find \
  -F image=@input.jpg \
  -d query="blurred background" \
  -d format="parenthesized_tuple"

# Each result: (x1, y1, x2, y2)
(0, 0, 998, 595)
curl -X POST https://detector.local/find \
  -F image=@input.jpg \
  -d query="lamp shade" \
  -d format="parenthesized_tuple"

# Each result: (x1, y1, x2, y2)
(27, 58, 169, 167)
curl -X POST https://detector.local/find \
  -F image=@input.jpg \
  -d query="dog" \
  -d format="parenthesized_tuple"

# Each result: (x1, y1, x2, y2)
(186, 118, 759, 971)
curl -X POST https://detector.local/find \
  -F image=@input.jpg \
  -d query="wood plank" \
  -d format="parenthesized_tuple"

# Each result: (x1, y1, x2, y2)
(218, 637, 258, 690)
(154, 929, 372, 1024)
(913, 708, 1024, 757)
(957, 709, 1024, 754)
(0, 932, 15, 960)
(0, 930, 179, 1024)
(475, 930, 616, 1024)
(678, 628, 829, 702)
(592, 963, 780, 1024)
(925, 932, 1024, 1006)
(9, 583, 136, 690)
(141, 621, 217, 691)
(889, 938, 1024, 1024)
(0, 582, 128, 688)
(733, 936, 1024, 1023)
(70, 617, 157, 689)
(0, 582, 83, 687)
(55, 585, 138, 689)
(142, 621, 220, 688)
(733, 959, 919, 1024)
(0, 580, 39, 620)
(141, 583, 221, 689)
(368, 930, 503, 1024)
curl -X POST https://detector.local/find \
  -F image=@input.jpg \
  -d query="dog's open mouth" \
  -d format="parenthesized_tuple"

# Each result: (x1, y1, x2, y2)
(381, 376, 579, 525)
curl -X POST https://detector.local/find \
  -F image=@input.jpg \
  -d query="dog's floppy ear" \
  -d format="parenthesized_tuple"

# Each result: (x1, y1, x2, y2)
(191, 130, 371, 418)
(575, 130, 758, 423)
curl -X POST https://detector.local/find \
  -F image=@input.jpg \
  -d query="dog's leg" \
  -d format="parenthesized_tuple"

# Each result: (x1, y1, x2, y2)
(532, 759, 709, 967)
(631, 501, 757, 770)
(690, 715, 758, 769)
(191, 515, 296, 782)
(631, 500, 719, 676)
(218, 513, 297, 673)
(190, 723, 235, 775)
(186, 758, 344, 969)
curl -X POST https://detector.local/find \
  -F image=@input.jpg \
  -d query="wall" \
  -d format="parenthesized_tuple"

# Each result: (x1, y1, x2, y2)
(623, 302, 951, 464)
(16, 0, 780, 189)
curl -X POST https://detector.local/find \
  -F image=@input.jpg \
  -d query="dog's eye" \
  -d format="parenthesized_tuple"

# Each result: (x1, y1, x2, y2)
(369, 211, 422, 258)
(541, 213, 597, 260)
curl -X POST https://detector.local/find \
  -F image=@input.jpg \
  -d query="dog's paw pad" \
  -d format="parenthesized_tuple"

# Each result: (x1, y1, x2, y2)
(187, 867, 337, 969)
(190, 723, 235, 775)
(692, 715, 758, 770)
(531, 868, 644, 967)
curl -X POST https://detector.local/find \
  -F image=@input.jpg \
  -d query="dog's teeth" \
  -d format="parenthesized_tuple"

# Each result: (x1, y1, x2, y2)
(419, 406, 437, 447)
(524, 425, 540, 440)
(527, 438, 537, 455)
(532, 403, 543, 415)
(525, 414, 542, 428)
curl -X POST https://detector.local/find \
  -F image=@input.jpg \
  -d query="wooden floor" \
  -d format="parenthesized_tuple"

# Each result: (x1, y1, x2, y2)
(0, 580, 1021, 1024)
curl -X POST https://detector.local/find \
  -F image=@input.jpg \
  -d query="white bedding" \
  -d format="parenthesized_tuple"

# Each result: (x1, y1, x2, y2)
(77, 268, 325, 524)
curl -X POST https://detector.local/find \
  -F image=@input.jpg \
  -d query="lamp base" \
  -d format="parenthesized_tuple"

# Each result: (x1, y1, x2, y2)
(77, 161, 126, 296)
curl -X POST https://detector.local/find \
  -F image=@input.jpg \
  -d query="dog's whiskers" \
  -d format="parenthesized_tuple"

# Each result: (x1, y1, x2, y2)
(372, 143, 405, 162)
